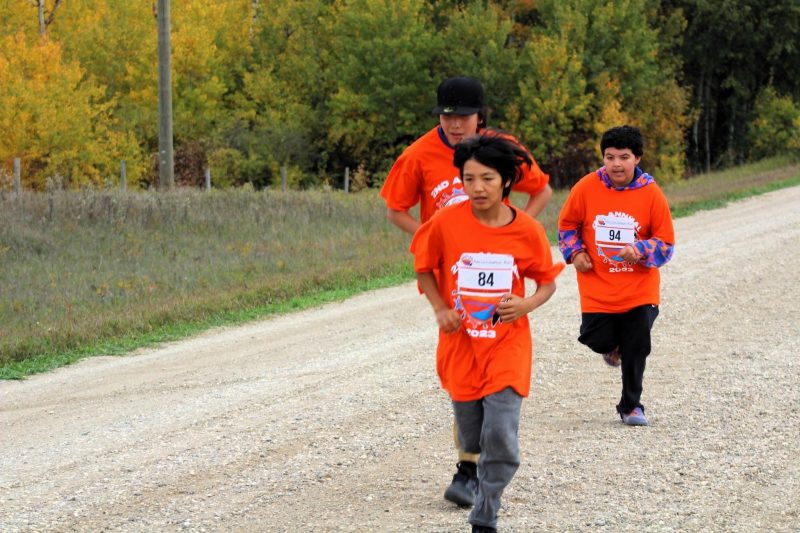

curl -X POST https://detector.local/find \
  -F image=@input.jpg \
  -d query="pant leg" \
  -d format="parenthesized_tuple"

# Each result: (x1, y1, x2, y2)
(578, 312, 619, 354)
(465, 387, 523, 529)
(452, 399, 483, 456)
(617, 304, 659, 414)
(454, 422, 480, 463)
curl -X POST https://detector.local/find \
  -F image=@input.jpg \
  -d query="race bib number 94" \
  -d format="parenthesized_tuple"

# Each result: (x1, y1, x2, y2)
(593, 215, 636, 246)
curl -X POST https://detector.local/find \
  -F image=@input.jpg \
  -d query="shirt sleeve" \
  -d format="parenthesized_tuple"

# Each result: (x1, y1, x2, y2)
(521, 221, 565, 285)
(557, 185, 587, 262)
(510, 143, 549, 196)
(634, 238, 674, 268)
(410, 217, 442, 273)
(633, 187, 675, 268)
(380, 150, 422, 212)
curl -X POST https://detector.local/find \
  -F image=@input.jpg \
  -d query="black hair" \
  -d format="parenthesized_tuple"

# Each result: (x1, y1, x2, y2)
(600, 125, 644, 157)
(477, 107, 489, 129)
(453, 130, 532, 199)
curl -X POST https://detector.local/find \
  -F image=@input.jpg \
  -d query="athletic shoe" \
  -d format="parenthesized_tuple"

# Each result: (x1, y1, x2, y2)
(621, 407, 649, 426)
(602, 346, 621, 367)
(472, 525, 497, 533)
(444, 461, 477, 506)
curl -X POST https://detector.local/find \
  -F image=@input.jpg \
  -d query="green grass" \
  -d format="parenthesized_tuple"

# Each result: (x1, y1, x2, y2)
(0, 189, 416, 377)
(0, 262, 413, 379)
(510, 154, 800, 241)
(2, 155, 798, 379)
(664, 158, 800, 217)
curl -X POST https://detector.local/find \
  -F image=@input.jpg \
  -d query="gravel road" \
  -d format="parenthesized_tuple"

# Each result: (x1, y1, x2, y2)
(2, 187, 799, 533)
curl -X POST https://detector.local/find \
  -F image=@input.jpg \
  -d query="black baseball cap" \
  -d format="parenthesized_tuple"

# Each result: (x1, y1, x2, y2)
(431, 76, 485, 116)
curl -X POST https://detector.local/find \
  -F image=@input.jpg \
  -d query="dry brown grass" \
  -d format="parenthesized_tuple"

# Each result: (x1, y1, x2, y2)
(1, 155, 797, 373)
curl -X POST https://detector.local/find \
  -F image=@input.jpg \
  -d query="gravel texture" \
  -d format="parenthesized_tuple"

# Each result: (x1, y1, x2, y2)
(1, 187, 799, 532)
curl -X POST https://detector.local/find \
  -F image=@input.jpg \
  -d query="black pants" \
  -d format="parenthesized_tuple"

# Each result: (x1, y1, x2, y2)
(578, 304, 659, 415)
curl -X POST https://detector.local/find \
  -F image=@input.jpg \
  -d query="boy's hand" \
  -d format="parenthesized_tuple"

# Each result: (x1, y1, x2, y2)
(435, 308, 461, 333)
(496, 294, 531, 323)
(617, 244, 641, 264)
(572, 251, 592, 272)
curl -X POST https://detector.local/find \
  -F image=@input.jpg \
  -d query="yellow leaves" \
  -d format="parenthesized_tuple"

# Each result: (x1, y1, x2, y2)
(510, 35, 590, 158)
(0, 30, 76, 159)
(592, 75, 628, 144)
(0, 26, 139, 189)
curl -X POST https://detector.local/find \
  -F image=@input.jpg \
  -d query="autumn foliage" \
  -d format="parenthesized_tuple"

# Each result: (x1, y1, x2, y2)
(1, 0, 797, 190)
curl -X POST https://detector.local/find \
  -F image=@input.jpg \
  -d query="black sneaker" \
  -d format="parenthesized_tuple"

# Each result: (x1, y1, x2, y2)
(443, 461, 478, 506)
(471, 525, 497, 533)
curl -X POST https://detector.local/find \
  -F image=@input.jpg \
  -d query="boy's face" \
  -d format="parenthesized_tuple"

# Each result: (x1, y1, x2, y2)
(462, 158, 504, 212)
(603, 147, 641, 187)
(439, 113, 480, 146)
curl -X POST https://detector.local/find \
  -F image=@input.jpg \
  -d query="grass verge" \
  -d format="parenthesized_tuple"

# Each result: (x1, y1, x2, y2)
(0, 262, 414, 379)
(2, 155, 798, 379)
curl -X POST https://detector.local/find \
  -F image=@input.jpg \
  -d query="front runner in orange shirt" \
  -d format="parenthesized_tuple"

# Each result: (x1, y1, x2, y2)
(381, 76, 553, 507)
(558, 125, 675, 427)
(412, 132, 563, 532)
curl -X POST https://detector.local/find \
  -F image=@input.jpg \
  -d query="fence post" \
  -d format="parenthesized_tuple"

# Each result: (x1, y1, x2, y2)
(13, 157, 21, 195)
(204, 168, 211, 191)
(280, 165, 287, 192)
(120, 160, 127, 191)
(344, 166, 350, 193)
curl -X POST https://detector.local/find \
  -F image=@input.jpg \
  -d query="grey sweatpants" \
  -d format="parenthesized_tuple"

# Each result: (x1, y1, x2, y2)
(452, 387, 523, 528)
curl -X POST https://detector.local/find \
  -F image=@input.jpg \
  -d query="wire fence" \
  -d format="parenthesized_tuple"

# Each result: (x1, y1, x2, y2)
(4, 158, 357, 194)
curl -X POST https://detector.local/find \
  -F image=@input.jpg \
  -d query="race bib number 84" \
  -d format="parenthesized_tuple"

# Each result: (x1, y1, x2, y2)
(454, 253, 515, 327)
(457, 253, 514, 293)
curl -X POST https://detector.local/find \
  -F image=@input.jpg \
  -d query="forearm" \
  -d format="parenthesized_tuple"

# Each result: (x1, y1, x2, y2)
(523, 184, 553, 219)
(418, 271, 461, 332)
(558, 228, 586, 262)
(523, 282, 556, 313)
(633, 238, 674, 267)
(386, 208, 420, 235)
(496, 282, 556, 322)
(417, 271, 447, 311)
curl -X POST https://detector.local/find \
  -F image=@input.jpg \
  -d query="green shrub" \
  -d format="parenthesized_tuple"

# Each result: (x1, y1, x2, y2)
(748, 87, 800, 160)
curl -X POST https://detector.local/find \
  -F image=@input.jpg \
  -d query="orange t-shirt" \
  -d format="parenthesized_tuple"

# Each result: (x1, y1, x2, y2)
(558, 172, 675, 313)
(381, 126, 549, 223)
(411, 202, 564, 402)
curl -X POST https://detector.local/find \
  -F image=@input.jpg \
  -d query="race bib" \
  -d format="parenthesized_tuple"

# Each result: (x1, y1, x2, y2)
(455, 253, 514, 325)
(594, 215, 636, 246)
(593, 214, 637, 264)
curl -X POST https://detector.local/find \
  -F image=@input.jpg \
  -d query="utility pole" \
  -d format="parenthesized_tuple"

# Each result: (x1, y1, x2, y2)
(157, 0, 174, 189)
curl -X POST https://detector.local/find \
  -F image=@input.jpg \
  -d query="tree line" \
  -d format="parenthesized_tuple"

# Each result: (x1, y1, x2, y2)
(1, 0, 798, 191)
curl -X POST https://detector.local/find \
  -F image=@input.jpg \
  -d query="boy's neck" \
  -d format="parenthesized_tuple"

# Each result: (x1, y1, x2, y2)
(471, 203, 514, 227)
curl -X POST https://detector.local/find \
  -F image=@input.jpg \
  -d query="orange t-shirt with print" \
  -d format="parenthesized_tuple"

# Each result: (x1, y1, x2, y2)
(558, 173, 675, 313)
(381, 126, 549, 224)
(411, 202, 564, 402)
